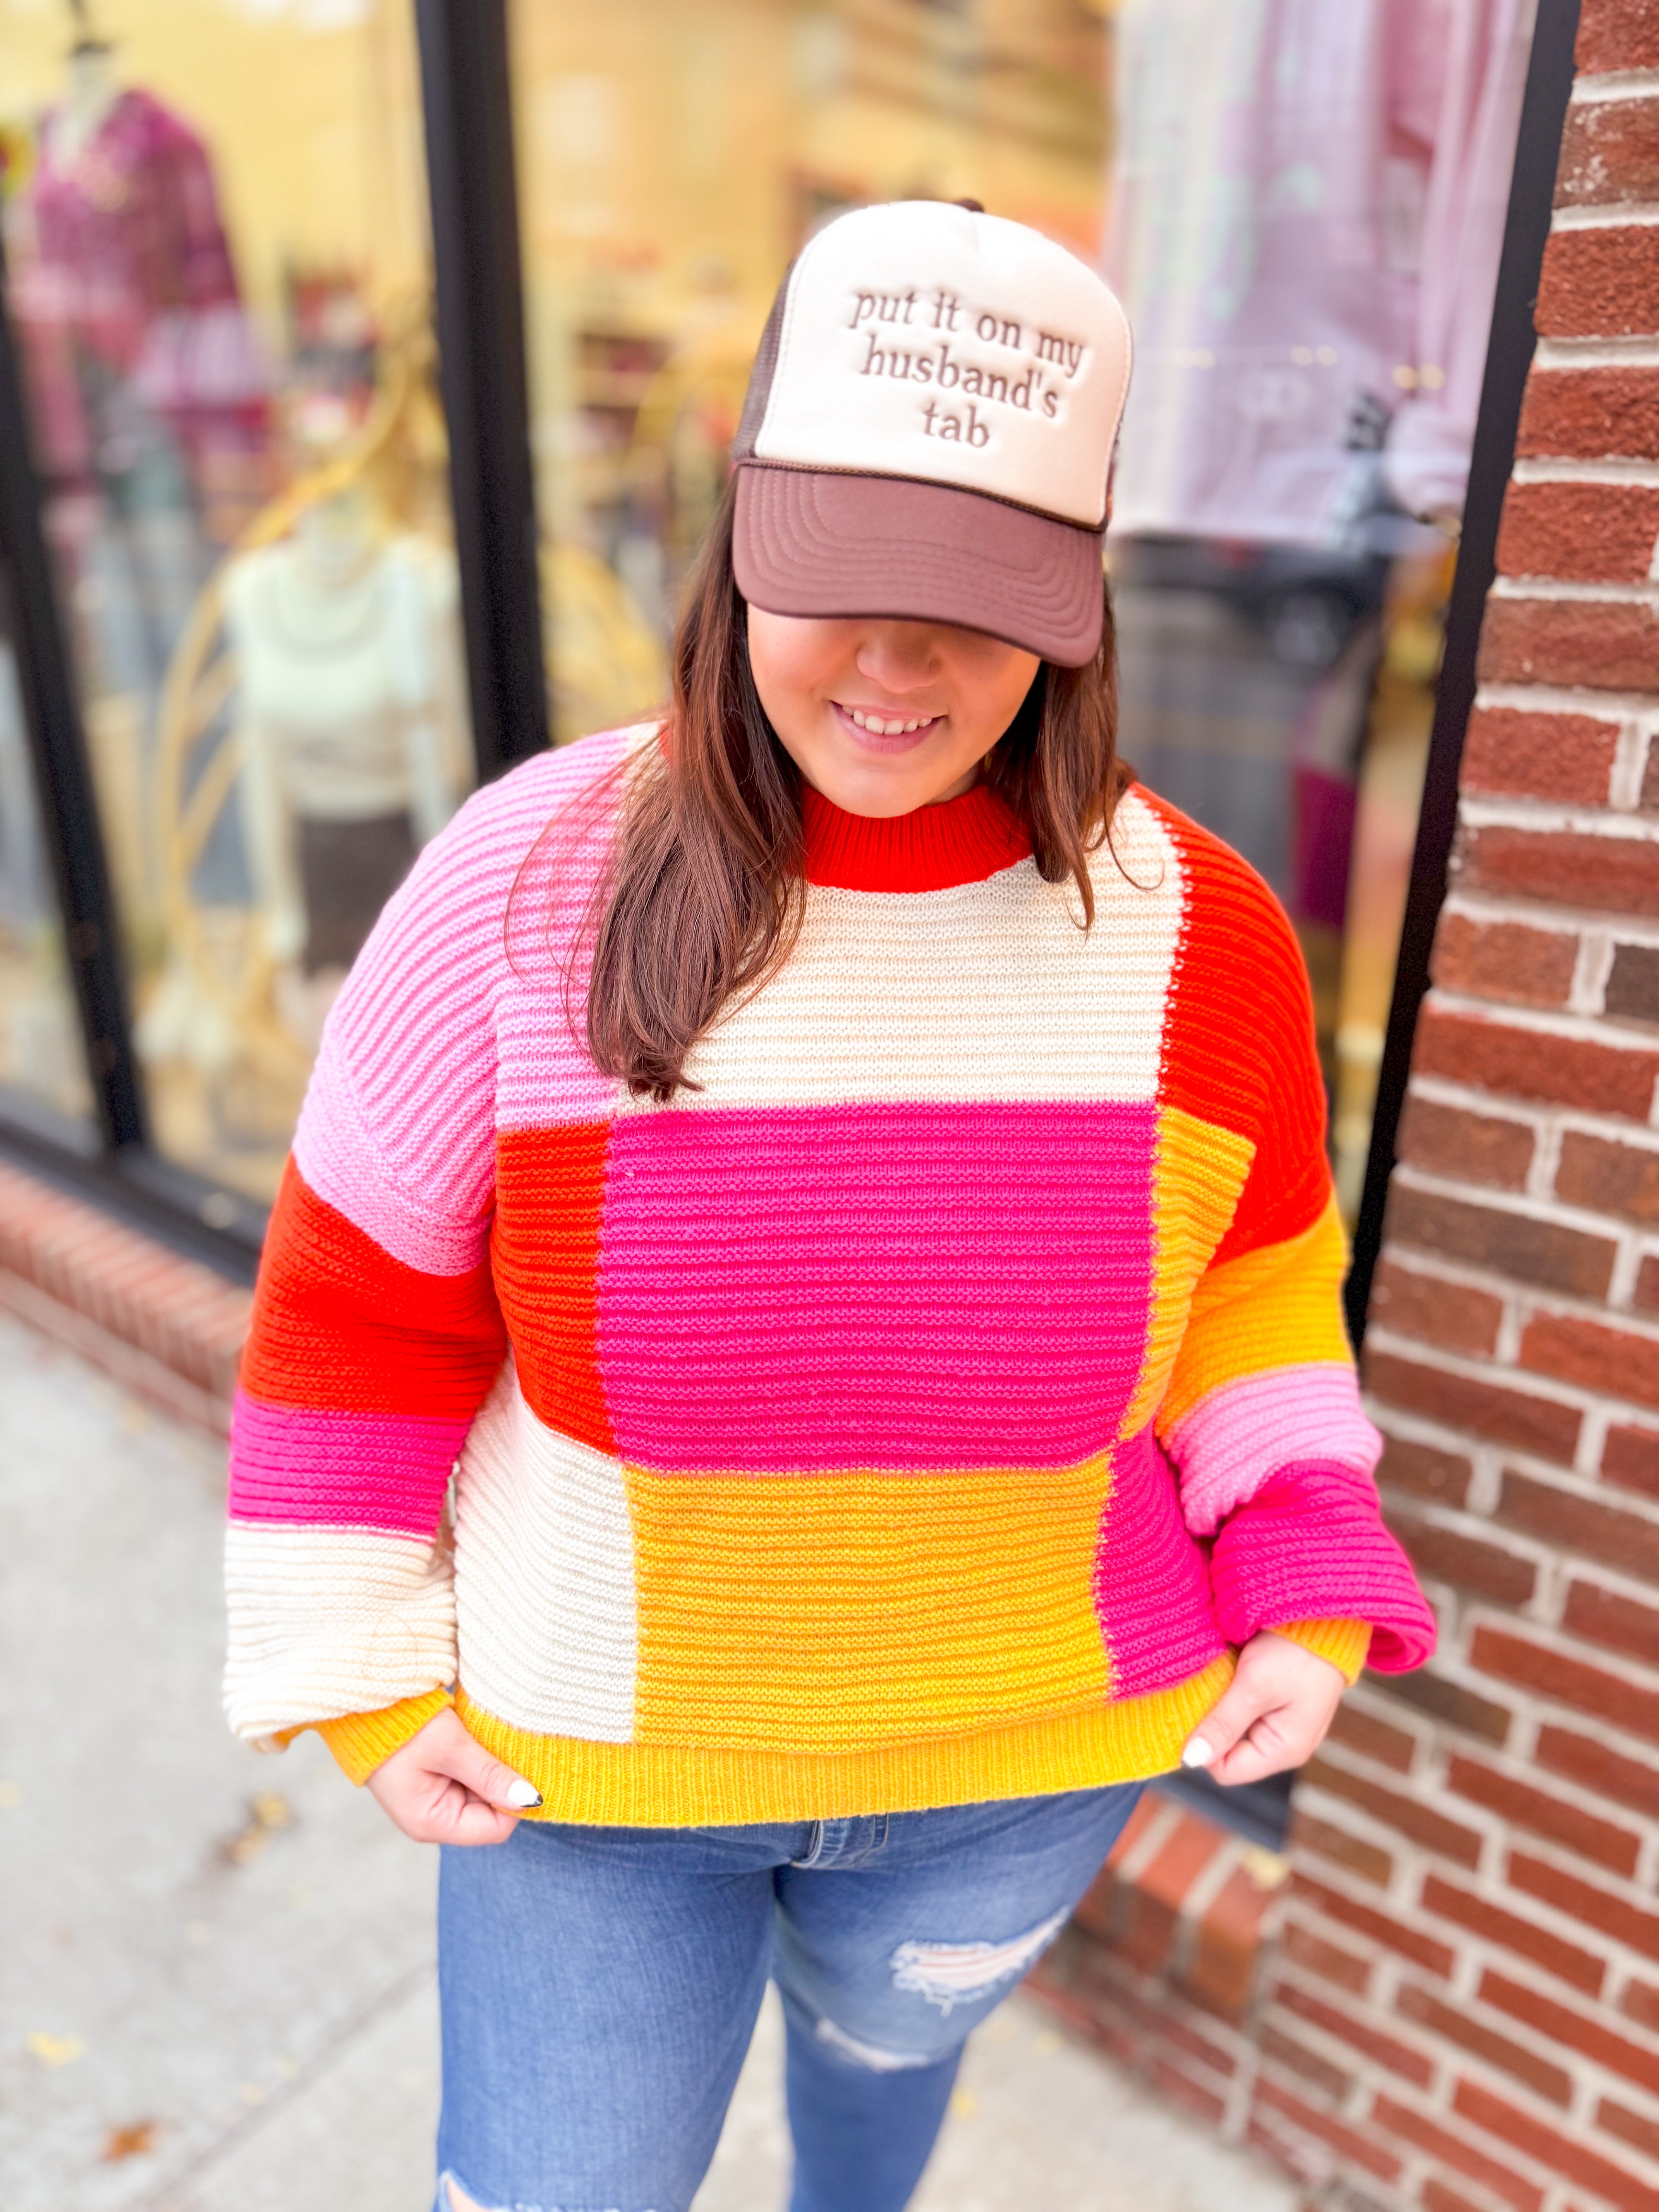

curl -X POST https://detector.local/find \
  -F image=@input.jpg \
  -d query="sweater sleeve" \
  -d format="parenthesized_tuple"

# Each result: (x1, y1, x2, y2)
(222, 761, 564, 1773)
(1148, 795, 1436, 1676)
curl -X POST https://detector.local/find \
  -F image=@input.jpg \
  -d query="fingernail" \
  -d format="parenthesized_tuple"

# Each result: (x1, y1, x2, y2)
(502, 1777, 542, 1809)
(1181, 1736, 1214, 1769)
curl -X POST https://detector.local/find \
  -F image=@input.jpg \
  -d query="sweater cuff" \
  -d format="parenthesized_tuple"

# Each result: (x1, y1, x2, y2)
(1269, 1618, 1372, 1686)
(315, 1688, 455, 1784)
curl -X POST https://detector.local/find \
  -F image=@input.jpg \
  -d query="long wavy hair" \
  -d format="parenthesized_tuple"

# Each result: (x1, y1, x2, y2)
(575, 477, 1128, 1103)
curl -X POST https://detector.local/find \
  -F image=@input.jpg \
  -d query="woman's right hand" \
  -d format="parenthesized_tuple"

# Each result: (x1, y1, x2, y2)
(364, 1707, 542, 1845)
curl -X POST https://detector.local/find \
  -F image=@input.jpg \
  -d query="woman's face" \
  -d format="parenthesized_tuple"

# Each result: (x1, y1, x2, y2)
(746, 606, 1041, 819)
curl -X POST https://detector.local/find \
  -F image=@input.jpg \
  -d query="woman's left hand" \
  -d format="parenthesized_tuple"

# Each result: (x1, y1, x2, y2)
(1181, 1630, 1349, 1786)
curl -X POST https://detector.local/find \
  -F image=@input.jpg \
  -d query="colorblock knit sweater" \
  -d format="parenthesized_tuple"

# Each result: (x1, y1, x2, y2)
(224, 725, 1435, 1825)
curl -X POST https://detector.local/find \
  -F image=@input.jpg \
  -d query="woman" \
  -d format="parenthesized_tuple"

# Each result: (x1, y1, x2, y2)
(225, 201, 1433, 2212)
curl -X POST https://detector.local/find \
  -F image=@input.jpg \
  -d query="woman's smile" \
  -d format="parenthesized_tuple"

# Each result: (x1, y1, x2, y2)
(830, 699, 947, 753)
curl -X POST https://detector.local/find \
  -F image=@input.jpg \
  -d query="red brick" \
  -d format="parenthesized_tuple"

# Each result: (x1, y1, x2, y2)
(1370, 2092, 1545, 2210)
(1398, 1094, 1536, 1191)
(1325, 1697, 1420, 1771)
(1482, 1969, 1659, 2097)
(1413, 1001, 1659, 1122)
(1518, 1312, 1659, 1413)
(1599, 2097, 1659, 2169)
(1434, 912, 1580, 1009)
(1647, 733, 1659, 811)
(1626, 1977, 1659, 2034)
(1366, 1346, 1582, 1463)
(1421, 2184, 1489, 2212)
(1395, 1978, 1573, 2104)
(1386, 1508, 1538, 1606)
(1578, 0, 1659, 72)
(1501, 1470, 1659, 1578)
(1151, 2055, 1229, 2124)
(1537, 225, 1659, 340)
(1389, 1183, 1617, 1297)
(1377, 1432, 1475, 1510)
(1370, 1259, 1505, 1358)
(1563, 1578, 1659, 1672)
(1479, 594, 1659, 696)
(1260, 2022, 1352, 2101)
(1276, 1980, 1434, 2088)
(1475, 1621, 1659, 1746)
(1282, 1913, 1374, 1996)
(1303, 1755, 1486, 1865)
(1187, 1861, 1274, 2019)
(1638, 1253, 1659, 1314)
(1104, 1788, 1164, 1868)
(1556, 1132, 1659, 1225)
(1607, 942, 1659, 1028)
(1376, 1667, 1515, 1745)
(1606, 1421, 1659, 1500)
(1292, 1810, 1395, 1888)
(1519, 364, 1659, 462)
(1509, 1850, 1659, 1965)
(1463, 707, 1619, 807)
(1115, 1812, 1228, 1975)
(1296, 1873, 1457, 1975)
(1537, 1723, 1659, 1821)
(1459, 820, 1659, 917)
(1455, 2079, 1656, 2210)
(1498, 479, 1659, 586)
(1448, 1753, 1642, 1877)
(1558, 95, 1659, 209)
(1422, 1871, 1607, 1995)
(1255, 2076, 1403, 2183)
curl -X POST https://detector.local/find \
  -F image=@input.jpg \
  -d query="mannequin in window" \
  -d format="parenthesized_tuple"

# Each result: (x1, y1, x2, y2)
(225, 486, 471, 1040)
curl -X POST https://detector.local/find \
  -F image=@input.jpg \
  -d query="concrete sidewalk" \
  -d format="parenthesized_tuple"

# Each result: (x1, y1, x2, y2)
(1, 1312, 1300, 2212)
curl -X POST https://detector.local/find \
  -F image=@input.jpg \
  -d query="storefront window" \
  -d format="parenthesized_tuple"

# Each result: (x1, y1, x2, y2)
(0, 0, 471, 1203)
(1104, 0, 1530, 1222)
(0, 625, 92, 1125)
(507, 0, 1112, 739)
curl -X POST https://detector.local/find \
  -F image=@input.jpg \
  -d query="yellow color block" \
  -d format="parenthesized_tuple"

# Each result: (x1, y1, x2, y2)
(1121, 1104, 1255, 1439)
(1158, 1195, 1352, 1438)
(625, 1456, 1116, 1754)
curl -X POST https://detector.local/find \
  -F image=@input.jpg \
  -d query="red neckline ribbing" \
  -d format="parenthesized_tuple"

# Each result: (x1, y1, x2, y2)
(800, 781, 1033, 893)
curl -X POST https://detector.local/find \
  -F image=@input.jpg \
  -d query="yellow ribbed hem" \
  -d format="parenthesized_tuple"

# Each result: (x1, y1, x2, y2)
(316, 1688, 454, 1784)
(452, 1656, 1236, 1827)
(1271, 1617, 1371, 1686)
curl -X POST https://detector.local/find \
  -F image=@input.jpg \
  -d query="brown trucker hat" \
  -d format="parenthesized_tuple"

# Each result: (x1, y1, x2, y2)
(730, 200, 1133, 667)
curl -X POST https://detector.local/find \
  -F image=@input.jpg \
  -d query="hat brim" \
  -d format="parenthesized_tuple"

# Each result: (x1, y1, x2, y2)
(732, 467, 1105, 668)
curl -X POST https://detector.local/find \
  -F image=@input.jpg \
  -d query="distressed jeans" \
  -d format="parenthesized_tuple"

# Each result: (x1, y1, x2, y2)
(434, 1780, 1143, 2212)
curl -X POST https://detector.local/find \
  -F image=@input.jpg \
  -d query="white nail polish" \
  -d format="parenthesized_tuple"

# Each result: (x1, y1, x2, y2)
(1181, 1736, 1214, 1769)
(502, 1777, 542, 1809)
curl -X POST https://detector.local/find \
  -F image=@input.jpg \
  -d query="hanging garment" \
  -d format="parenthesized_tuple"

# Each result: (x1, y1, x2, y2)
(17, 86, 270, 495)
(1103, 0, 1533, 544)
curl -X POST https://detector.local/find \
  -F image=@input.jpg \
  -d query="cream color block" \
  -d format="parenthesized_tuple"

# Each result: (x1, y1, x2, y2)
(633, 789, 1182, 1111)
(224, 1522, 456, 1749)
(453, 1368, 639, 1742)
(754, 203, 1132, 527)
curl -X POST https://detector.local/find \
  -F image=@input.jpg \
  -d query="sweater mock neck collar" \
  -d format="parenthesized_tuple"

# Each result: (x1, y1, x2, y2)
(800, 780, 1033, 893)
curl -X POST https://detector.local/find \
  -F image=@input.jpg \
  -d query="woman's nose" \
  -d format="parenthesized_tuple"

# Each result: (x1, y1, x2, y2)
(854, 623, 943, 691)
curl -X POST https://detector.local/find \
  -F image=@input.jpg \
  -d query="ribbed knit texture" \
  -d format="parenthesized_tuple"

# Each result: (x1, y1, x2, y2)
(223, 726, 1433, 1823)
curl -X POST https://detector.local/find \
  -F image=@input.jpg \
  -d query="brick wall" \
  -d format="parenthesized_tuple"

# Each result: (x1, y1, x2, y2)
(1268, 4, 1659, 2205)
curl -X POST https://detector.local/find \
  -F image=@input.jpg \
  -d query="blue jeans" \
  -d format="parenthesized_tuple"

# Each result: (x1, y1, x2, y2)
(436, 1781, 1143, 2212)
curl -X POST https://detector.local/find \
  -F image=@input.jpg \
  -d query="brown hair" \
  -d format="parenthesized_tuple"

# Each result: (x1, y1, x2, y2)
(579, 477, 1127, 1103)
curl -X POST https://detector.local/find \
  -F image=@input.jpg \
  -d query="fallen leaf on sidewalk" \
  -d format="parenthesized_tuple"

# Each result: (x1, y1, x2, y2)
(0, 1781, 22, 1808)
(26, 2031, 86, 2067)
(223, 1791, 294, 1865)
(101, 2121, 159, 2162)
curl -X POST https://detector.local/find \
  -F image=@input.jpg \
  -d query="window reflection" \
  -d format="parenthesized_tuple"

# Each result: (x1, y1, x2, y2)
(0, 0, 469, 1202)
